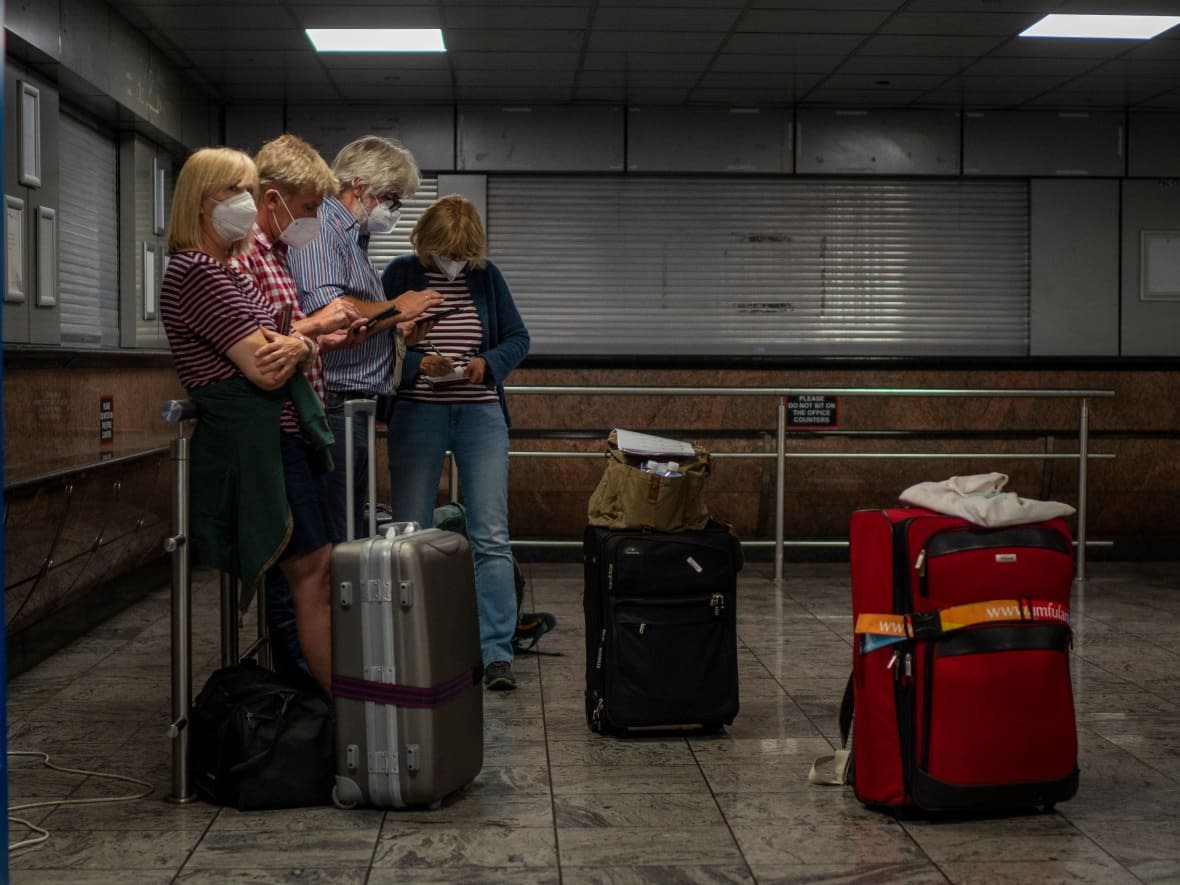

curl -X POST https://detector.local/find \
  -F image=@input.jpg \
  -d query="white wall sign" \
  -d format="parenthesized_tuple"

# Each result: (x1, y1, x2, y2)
(1141, 230, 1180, 302)
(19, 81, 42, 187)
(143, 242, 158, 320)
(153, 157, 167, 235)
(5, 195, 26, 304)
(36, 206, 57, 307)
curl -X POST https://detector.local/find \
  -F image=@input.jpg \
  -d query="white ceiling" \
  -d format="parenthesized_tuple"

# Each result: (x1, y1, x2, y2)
(103, 0, 1180, 110)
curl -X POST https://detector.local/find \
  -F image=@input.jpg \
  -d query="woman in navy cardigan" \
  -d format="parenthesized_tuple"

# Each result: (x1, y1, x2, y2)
(382, 194, 530, 690)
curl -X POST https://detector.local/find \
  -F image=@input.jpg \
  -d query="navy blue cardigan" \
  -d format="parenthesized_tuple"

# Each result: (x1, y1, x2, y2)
(382, 256, 530, 426)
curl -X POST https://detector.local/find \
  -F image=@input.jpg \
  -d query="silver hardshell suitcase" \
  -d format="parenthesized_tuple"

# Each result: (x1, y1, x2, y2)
(330, 399, 483, 809)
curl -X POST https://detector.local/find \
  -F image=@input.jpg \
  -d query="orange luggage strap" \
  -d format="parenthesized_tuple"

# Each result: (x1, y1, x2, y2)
(856, 598, 1070, 653)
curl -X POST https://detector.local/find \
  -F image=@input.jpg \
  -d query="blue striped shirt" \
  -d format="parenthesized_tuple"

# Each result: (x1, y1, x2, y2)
(287, 195, 398, 395)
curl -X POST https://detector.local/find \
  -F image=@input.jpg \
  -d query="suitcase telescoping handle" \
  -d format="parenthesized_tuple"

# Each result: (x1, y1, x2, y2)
(343, 398, 378, 542)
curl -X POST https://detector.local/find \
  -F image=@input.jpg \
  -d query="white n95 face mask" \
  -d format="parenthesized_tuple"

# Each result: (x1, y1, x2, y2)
(436, 257, 466, 281)
(211, 191, 257, 242)
(365, 201, 400, 235)
(212, 192, 258, 243)
(276, 194, 320, 250)
(280, 216, 321, 250)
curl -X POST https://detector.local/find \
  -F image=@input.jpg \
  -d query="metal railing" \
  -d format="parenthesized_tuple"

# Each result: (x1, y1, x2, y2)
(496, 385, 1115, 584)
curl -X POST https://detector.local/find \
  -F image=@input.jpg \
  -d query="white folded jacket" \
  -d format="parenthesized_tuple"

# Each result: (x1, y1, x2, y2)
(899, 472, 1076, 528)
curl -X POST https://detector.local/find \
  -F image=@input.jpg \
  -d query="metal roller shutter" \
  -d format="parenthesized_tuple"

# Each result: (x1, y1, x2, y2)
(488, 177, 1029, 357)
(366, 177, 438, 279)
(58, 113, 119, 348)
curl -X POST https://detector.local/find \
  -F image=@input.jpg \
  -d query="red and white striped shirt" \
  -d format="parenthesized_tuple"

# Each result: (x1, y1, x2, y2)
(231, 225, 326, 436)
(401, 271, 498, 405)
(161, 250, 276, 390)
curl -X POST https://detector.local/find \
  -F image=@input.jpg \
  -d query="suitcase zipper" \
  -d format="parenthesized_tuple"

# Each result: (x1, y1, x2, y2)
(615, 594, 730, 639)
(894, 647, 916, 802)
(917, 525, 1072, 598)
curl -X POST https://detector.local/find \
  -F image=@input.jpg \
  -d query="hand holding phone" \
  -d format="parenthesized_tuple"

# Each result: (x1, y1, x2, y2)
(421, 306, 461, 323)
(355, 303, 401, 333)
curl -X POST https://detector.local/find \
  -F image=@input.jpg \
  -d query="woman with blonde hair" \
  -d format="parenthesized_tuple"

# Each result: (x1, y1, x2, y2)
(382, 193, 530, 691)
(162, 146, 332, 690)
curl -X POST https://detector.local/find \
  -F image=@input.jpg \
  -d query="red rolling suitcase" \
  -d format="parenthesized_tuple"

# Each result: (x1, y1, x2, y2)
(846, 505, 1079, 812)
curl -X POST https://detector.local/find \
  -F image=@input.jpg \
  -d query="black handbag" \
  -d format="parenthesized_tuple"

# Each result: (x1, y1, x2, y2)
(189, 661, 335, 810)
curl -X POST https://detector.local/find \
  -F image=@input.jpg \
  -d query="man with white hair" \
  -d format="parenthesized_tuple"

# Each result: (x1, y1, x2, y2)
(289, 135, 444, 542)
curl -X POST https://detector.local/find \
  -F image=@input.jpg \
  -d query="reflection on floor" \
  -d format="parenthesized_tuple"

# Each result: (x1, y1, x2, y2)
(6, 561, 1179, 883)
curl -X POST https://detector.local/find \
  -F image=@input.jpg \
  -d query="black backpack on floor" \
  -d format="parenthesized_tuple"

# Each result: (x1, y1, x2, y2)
(190, 661, 335, 810)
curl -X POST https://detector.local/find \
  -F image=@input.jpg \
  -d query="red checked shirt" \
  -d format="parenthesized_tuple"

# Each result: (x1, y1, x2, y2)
(231, 224, 326, 438)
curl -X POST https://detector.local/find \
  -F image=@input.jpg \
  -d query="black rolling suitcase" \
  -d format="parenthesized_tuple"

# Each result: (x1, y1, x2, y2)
(583, 523, 741, 734)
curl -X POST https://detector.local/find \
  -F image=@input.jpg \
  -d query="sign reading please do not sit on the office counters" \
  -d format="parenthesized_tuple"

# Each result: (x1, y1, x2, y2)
(785, 395, 839, 429)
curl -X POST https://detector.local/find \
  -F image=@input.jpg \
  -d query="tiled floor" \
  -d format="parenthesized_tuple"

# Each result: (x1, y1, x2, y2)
(6, 559, 1180, 883)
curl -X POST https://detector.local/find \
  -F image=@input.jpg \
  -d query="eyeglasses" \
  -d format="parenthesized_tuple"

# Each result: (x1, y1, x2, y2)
(379, 193, 403, 211)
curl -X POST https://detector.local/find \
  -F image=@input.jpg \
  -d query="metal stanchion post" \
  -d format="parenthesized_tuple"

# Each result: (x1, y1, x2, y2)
(220, 573, 238, 667)
(256, 585, 271, 670)
(1076, 398, 1090, 586)
(775, 400, 786, 585)
(164, 434, 195, 804)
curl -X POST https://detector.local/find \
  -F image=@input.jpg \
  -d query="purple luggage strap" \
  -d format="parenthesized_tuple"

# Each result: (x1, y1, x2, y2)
(332, 666, 483, 709)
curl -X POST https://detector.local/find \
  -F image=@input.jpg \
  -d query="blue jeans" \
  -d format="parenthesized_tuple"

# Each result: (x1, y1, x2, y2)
(323, 397, 371, 544)
(387, 401, 516, 666)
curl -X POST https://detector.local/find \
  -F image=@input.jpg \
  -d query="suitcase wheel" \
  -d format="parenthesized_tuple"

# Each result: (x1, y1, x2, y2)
(331, 783, 359, 810)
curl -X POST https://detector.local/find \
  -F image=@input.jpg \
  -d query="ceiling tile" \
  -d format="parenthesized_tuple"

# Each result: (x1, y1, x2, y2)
(450, 51, 581, 71)
(328, 68, 455, 87)
(746, 0, 899, 9)
(166, 28, 308, 51)
(586, 31, 725, 53)
(292, 6, 441, 28)
(820, 72, 950, 92)
(443, 28, 585, 52)
(840, 55, 968, 76)
(315, 52, 451, 71)
(737, 10, 892, 31)
(593, 7, 742, 30)
(441, 5, 590, 28)
(801, 87, 929, 106)
(880, 12, 1042, 36)
(456, 83, 575, 101)
(724, 33, 866, 55)
(711, 53, 846, 74)
(582, 52, 717, 72)
(859, 34, 1007, 57)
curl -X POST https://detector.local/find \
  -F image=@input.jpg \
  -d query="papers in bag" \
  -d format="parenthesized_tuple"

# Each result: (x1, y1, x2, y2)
(614, 429, 696, 460)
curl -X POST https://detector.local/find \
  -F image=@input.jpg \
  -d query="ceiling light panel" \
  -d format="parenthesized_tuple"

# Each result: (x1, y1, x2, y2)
(306, 28, 446, 52)
(1020, 14, 1180, 40)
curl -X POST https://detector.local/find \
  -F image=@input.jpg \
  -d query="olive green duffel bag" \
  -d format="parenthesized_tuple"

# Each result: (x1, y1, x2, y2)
(587, 431, 711, 532)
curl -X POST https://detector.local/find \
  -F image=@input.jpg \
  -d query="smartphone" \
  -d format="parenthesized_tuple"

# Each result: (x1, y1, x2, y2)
(361, 303, 402, 330)
(422, 306, 461, 323)
(278, 304, 293, 335)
